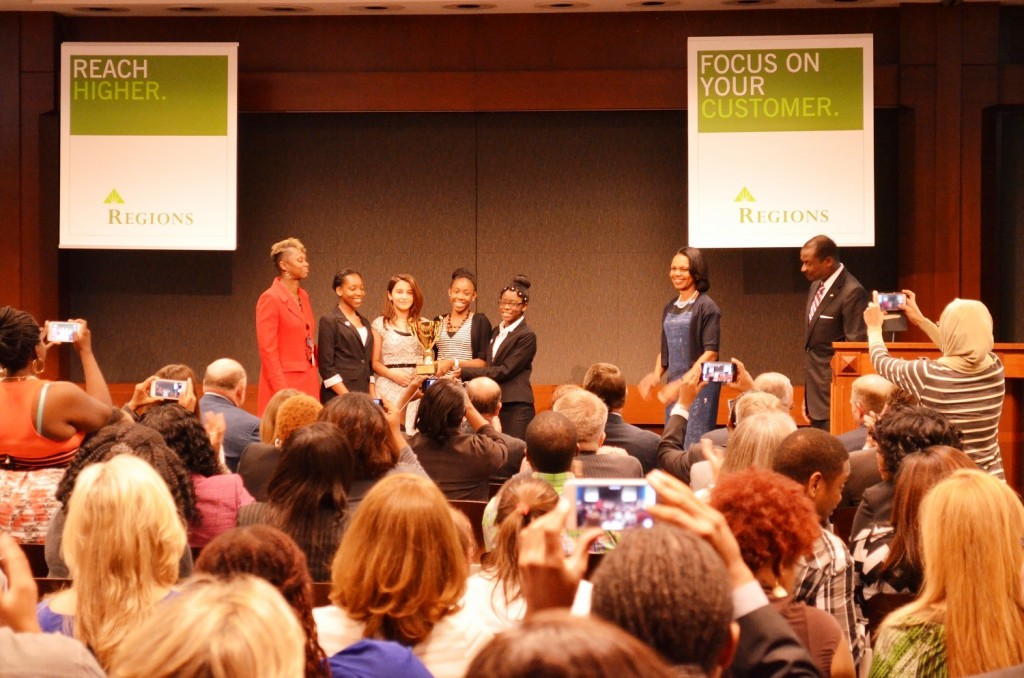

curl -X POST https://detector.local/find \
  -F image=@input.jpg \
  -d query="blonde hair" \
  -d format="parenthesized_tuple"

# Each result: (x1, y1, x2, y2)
(270, 237, 306, 274)
(329, 474, 467, 645)
(720, 410, 796, 477)
(552, 389, 608, 446)
(882, 469, 1024, 676)
(273, 394, 322, 446)
(733, 390, 787, 424)
(109, 574, 305, 678)
(260, 388, 303, 444)
(63, 454, 186, 668)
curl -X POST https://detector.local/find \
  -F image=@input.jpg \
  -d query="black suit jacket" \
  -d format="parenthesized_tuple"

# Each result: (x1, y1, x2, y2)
(317, 307, 374, 401)
(836, 425, 868, 452)
(839, 447, 883, 510)
(804, 268, 868, 422)
(850, 480, 893, 541)
(727, 605, 821, 678)
(199, 392, 261, 472)
(603, 412, 660, 474)
(461, 319, 536, 405)
(236, 442, 281, 502)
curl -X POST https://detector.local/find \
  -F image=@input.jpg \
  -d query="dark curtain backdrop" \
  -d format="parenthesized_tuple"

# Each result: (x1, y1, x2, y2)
(61, 110, 900, 385)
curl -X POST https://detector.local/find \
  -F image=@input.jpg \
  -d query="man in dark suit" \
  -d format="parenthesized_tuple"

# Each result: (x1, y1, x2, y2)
(800, 235, 868, 432)
(465, 376, 527, 480)
(583, 362, 659, 473)
(200, 358, 261, 472)
(553, 388, 643, 478)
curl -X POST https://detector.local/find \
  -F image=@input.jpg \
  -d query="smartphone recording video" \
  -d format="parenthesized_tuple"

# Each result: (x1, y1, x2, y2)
(47, 321, 82, 344)
(422, 378, 438, 390)
(878, 293, 906, 312)
(564, 479, 656, 531)
(150, 379, 186, 401)
(700, 361, 736, 383)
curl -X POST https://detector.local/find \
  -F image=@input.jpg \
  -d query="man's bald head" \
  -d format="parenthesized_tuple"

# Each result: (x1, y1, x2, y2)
(466, 377, 502, 417)
(203, 358, 248, 405)
(851, 374, 893, 423)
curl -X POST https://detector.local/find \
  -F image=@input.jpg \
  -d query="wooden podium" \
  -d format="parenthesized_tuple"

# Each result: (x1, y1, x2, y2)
(830, 342, 1024, 493)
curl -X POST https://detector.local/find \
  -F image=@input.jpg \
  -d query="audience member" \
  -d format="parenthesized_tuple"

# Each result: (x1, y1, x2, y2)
(865, 294, 1005, 478)
(238, 392, 321, 501)
(314, 474, 492, 678)
(0, 534, 105, 677)
(410, 378, 508, 500)
(108, 574, 306, 678)
(583, 362, 660, 473)
(553, 389, 642, 478)
(851, 446, 975, 607)
(659, 379, 787, 484)
(871, 470, 1024, 676)
(465, 376, 526, 480)
(0, 308, 113, 543)
(851, 404, 962, 538)
(466, 610, 681, 678)
(463, 477, 589, 633)
(199, 357, 261, 471)
(482, 411, 578, 551)
(838, 374, 892, 452)
(516, 469, 820, 677)
(141, 403, 254, 547)
(712, 469, 856, 678)
(122, 363, 201, 420)
(317, 390, 427, 515)
(771, 428, 865, 664)
(37, 455, 185, 669)
(702, 363, 794, 448)
(590, 524, 735, 674)
(690, 409, 796, 492)
(238, 422, 354, 582)
(195, 525, 328, 677)
(45, 421, 197, 579)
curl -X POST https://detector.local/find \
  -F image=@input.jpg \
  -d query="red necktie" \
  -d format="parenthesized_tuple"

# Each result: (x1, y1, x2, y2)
(808, 283, 826, 323)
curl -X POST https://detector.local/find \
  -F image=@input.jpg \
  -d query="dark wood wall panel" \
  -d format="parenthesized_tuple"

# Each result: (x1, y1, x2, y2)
(0, 15, 21, 307)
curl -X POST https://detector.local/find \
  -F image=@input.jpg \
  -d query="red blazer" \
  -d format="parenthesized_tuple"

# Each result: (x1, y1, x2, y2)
(255, 277, 320, 414)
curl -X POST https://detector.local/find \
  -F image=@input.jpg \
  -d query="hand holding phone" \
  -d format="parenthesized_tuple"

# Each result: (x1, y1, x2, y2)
(46, 321, 82, 344)
(878, 292, 907, 312)
(563, 479, 657, 531)
(150, 379, 187, 400)
(700, 361, 736, 384)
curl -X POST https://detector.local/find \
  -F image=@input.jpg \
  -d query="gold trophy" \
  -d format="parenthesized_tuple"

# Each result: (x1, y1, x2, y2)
(413, 319, 442, 376)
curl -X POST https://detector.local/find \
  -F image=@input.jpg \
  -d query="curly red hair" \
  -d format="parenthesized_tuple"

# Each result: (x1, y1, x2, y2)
(710, 468, 820, 577)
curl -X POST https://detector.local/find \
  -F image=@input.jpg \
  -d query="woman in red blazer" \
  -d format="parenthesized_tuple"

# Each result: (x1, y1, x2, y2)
(256, 238, 319, 414)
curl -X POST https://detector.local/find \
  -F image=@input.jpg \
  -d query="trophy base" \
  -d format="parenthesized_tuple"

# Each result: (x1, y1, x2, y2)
(416, 364, 436, 376)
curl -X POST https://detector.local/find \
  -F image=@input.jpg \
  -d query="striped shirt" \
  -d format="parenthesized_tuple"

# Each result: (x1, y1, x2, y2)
(869, 338, 1005, 479)
(436, 315, 474, 362)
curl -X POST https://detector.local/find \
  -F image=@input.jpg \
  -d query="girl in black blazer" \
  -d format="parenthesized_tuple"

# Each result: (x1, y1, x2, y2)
(317, 269, 375, 402)
(460, 275, 536, 440)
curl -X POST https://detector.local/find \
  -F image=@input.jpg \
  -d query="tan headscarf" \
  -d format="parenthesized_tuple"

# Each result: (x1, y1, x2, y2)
(926, 299, 995, 374)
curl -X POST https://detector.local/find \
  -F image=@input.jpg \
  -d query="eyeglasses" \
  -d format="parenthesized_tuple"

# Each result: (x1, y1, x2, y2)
(498, 300, 524, 309)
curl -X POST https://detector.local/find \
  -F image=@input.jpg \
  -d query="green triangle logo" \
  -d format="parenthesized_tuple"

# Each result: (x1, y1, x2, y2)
(103, 189, 124, 204)
(734, 187, 755, 203)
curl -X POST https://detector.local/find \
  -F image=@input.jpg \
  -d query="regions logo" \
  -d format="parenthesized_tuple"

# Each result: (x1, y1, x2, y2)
(734, 187, 756, 203)
(102, 189, 195, 226)
(732, 186, 829, 225)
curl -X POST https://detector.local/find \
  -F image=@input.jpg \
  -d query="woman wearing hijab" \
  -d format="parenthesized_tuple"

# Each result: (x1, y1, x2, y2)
(863, 292, 1005, 478)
